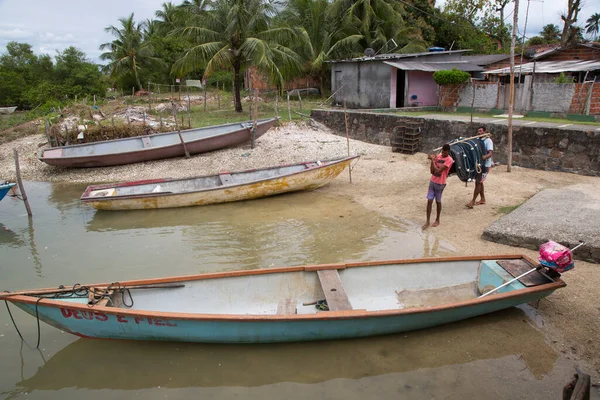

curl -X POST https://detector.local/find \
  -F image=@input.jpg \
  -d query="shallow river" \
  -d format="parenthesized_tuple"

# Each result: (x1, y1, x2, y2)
(0, 182, 589, 399)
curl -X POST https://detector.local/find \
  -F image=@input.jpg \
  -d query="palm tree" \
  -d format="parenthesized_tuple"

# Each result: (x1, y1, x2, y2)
(541, 24, 561, 43)
(99, 13, 164, 90)
(585, 13, 600, 39)
(329, 0, 425, 53)
(279, 0, 362, 93)
(173, 0, 304, 112)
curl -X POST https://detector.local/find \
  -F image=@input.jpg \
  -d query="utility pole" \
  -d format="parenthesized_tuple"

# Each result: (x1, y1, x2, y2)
(508, 0, 520, 173)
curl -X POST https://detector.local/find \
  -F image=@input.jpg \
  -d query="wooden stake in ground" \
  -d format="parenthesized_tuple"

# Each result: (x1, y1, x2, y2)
(297, 90, 303, 111)
(275, 94, 279, 119)
(148, 81, 152, 111)
(171, 101, 190, 158)
(251, 88, 258, 149)
(217, 82, 220, 109)
(287, 93, 292, 121)
(343, 100, 352, 183)
(13, 149, 32, 216)
(203, 82, 207, 112)
(43, 119, 51, 146)
(187, 85, 191, 128)
(507, 0, 519, 173)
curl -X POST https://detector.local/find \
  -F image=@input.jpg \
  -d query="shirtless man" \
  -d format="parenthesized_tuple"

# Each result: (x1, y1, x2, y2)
(466, 126, 494, 208)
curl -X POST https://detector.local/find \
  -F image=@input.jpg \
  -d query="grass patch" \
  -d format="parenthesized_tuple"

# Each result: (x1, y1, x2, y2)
(498, 205, 520, 214)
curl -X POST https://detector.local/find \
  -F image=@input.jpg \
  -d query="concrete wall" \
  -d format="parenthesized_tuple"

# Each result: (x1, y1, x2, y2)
(331, 62, 392, 109)
(407, 70, 438, 106)
(311, 109, 600, 177)
(457, 82, 499, 109)
(531, 83, 576, 113)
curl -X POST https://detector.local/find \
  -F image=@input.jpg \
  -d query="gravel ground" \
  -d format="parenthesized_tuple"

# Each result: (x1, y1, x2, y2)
(0, 120, 388, 184)
(1, 118, 599, 384)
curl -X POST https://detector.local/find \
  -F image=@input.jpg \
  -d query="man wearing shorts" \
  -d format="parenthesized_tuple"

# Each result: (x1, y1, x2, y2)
(423, 144, 454, 230)
(466, 126, 494, 209)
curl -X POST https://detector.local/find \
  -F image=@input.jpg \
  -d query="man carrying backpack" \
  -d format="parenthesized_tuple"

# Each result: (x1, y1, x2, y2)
(466, 126, 494, 209)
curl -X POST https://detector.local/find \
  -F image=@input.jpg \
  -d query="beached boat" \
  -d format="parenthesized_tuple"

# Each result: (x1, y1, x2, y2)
(0, 182, 16, 202)
(2, 255, 565, 343)
(0, 106, 17, 115)
(38, 118, 278, 168)
(80, 156, 358, 210)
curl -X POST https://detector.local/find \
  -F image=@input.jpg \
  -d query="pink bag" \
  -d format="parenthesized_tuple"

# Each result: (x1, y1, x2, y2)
(539, 241, 574, 273)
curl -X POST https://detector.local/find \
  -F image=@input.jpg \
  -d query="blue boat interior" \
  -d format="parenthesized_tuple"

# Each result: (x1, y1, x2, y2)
(39, 258, 554, 316)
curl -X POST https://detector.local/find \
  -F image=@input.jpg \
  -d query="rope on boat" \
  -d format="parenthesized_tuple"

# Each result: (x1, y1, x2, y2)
(4, 294, 43, 349)
(3, 282, 136, 347)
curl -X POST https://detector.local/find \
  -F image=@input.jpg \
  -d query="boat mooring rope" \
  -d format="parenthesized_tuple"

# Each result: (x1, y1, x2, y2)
(4, 295, 43, 349)
(3, 282, 134, 348)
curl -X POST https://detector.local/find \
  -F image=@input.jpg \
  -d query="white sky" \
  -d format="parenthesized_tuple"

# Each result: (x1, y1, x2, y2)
(0, 0, 596, 64)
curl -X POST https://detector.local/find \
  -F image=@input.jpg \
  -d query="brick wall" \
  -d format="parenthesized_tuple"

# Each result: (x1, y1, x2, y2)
(544, 47, 600, 61)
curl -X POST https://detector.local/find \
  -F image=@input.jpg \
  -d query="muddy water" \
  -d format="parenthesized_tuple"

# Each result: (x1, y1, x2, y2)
(0, 182, 589, 399)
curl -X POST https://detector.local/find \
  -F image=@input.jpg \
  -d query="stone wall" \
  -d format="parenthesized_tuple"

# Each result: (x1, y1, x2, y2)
(457, 82, 499, 109)
(311, 109, 600, 176)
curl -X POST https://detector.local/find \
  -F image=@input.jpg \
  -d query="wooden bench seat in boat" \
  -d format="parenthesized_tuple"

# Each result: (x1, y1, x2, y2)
(219, 173, 233, 185)
(317, 270, 352, 311)
(276, 298, 297, 315)
(141, 136, 152, 148)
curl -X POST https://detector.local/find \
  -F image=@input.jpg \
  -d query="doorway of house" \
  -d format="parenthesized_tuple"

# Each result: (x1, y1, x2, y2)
(396, 70, 405, 108)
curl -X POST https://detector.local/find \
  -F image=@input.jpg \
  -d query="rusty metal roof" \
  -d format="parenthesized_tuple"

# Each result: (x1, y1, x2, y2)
(485, 59, 600, 74)
(384, 60, 484, 72)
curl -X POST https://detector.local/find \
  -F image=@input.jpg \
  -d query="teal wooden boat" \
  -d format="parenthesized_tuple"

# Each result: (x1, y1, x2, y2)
(0, 182, 16, 202)
(2, 255, 565, 343)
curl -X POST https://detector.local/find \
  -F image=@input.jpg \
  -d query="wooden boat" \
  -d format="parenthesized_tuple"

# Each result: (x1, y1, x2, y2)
(0, 182, 16, 202)
(2, 255, 565, 343)
(38, 118, 278, 168)
(80, 156, 358, 210)
(0, 106, 17, 115)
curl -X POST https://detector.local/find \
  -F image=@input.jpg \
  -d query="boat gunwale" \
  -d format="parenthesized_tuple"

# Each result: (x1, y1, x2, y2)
(38, 118, 277, 162)
(5, 254, 565, 321)
(79, 156, 359, 202)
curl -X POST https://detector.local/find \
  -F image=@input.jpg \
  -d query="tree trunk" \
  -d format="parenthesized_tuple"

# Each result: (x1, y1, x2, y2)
(233, 61, 243, 113)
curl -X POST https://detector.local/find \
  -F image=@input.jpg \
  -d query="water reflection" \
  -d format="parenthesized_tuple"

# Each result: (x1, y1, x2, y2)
(0, 223, 25, 247)
(14, 308, 557, 392)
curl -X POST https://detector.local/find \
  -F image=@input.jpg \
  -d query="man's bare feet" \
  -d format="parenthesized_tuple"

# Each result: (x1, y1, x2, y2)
(465, 203, 474, 209)
(475, 201, 486, 205)
(431, 221, 440, 227)
(422, 223, 430, 230)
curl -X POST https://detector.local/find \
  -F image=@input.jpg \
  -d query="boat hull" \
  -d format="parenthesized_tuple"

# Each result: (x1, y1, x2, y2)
(5, 255, 565, 344)
(0, 183, 16, 201)
(82, 157, 355, 210)
(0, 106, 17, 115)
(39, 118, 277, 168)
(12, 287, 557, 343)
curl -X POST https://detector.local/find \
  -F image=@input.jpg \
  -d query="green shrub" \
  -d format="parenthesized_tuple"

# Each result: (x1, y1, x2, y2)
(554, 72, 575, 83)
(433, 68, 471, 85)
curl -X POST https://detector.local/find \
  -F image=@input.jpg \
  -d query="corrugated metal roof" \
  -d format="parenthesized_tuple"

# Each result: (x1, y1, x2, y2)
(460, 54, 511, 66)
(486, 59, 600, 74)
(328, 50, 471, 63)
(384, 60, 484, 72)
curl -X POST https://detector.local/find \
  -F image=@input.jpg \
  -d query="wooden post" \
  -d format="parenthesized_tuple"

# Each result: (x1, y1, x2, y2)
(148, 80, 152, 110)
(297, 90, 303, 111)
(44, 119, 51, 145)
(217, 82, 220, 109)
(186, 85, 191, 128)
(470, 80, 476, 124)
(203, 82, 207, 112)
(275, 94, 279, 119)
(127, 112, 130, 126)
(178, 83, 181, 101)
(143, 111, 146, 126)
(343, 100, 352, 183)
(132, 87, 135, 97)
(159, 111, 163, 130)
(64, 126, 69, 145)
(287, 93, 292, 121)
(171, 101, 190, 158)
(111, 116, 115, 127)
(93, 95, 96, 107)
(13, 149, 32, 216)
(251, 88, 258, 149)
(507, 0, 519, 173)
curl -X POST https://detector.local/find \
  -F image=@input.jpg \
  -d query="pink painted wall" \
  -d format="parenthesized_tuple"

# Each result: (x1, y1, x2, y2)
(407, 70, 438, 106)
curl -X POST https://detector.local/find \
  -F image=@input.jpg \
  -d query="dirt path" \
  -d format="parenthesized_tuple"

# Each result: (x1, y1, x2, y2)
(1, 120, 599, 383)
